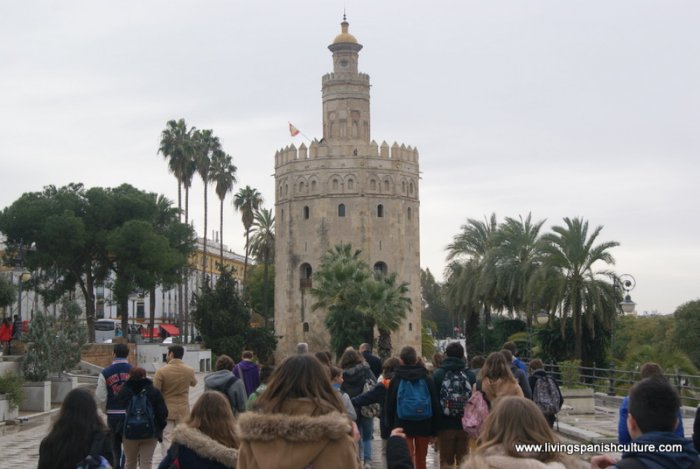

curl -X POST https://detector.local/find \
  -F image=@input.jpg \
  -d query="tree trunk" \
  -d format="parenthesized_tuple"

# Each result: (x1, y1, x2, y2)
(202, 182, 208, 282)
(120, 297, 129, 342)
(149, 286, 156, 342)
(177, 181, 184, 342)
(243, 229, 250, 285)
(219, 198, 224, 272)
(83, 263, 96, 343)
(182, 186, 190, 343)
(377, 328, 392, 362)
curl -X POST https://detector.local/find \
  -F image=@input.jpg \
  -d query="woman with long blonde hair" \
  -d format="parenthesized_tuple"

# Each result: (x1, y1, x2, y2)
(479, 352, 523, 407)
(236, 353, 361, 469)
(462, 396, 586, 468)
(158, 391, 238, 469)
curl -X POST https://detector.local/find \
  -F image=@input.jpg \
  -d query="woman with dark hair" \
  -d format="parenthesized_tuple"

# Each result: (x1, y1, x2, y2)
(38, 387, 113, 469)
(159, 391, 239, 469)
(339, 348, 377, 469)
(117, 366, 168, 469)
(237, 354, 360, 469)
(479, 352, 523, 408)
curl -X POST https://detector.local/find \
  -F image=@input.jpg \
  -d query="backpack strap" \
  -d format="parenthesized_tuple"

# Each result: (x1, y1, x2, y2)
(223, 375, 238, 393)
(614, 457, 647, 469)
(88, 430, 106, 459)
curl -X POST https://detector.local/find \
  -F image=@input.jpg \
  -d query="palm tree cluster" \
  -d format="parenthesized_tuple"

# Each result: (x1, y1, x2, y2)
(445, 214, 620, 360)
(158, 119, 274, 336)
(311, 243, 412, 359)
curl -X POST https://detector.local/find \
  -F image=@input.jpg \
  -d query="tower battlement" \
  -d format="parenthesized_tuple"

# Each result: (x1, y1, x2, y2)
(275, 139, 419, 167)
(322, 72, 370, 85)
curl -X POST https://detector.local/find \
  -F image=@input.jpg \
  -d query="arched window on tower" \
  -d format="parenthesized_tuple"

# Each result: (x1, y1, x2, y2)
(338, 203, 346, 217)
(370, 179, 377, 191)
(299, 181, 305, 193)
(409, 181, 414, 195)
(374, 261, 388, 276)
(348, 178, 354, 190)
(332, 178, 339, 191)
(377, 204, 384, 218)
(303, 322, 310, 333)
(402, 181, 406, 193)
(384, 179, 390, 192)
(407, 207, 412, 221)
(300, 263, 312, 290)
(303, 206, 309, 219)
(311, 180, 317, 192)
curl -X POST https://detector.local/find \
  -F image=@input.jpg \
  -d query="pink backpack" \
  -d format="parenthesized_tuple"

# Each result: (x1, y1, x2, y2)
(461, 390, 489, 439)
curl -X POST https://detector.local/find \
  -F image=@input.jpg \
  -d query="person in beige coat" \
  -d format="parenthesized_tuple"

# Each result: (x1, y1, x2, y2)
(461, 397, 586, 469)
(236, 354, 361, 469)
(154, 344, 197, 457)
(479, 352, 523, 409)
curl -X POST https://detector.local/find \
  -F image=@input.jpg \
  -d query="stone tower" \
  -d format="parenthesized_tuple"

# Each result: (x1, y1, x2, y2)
(274, 18, 421, 357)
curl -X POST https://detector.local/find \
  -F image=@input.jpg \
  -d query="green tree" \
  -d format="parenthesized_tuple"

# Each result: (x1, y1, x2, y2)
(538, 217, 619, 362)
(421, 268, 452, 338)
(53, 300, 88, 377)
(209, 150, 237, 269)
(248, 208, 275, 320)
(311, 244, 371, 357)
(22, 312, 54, 381)
(233, 186, 263, 286)
(246, 264, 275, 326)
(360, 273, 411, 360)
(672, 300, 700, 368)
(193, 129, 221, 281)
(0, 275, 16, 311)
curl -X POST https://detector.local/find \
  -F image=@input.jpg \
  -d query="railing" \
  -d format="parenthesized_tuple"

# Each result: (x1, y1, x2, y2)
(544, 363, 700, 407)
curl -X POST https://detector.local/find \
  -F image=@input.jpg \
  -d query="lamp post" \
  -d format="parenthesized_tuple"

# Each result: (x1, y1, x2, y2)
(609, 273, 636, 394)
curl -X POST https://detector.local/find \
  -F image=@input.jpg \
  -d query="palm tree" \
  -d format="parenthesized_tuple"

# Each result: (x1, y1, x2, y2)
(538, 217, 619, 361)
(158, 118, 194, 335)
(361, 273, 412, 360)
(490, 213, 545, 318)
(233, 186, 263, 285)
(193, 129, 221, 281)
(249, 208, 275, 321)
(209, 150, 237, 270)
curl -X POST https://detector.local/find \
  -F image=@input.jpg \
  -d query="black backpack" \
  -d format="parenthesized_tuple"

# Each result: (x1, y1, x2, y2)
(123, 389, 156, 440)
(75, 432, 112, 469)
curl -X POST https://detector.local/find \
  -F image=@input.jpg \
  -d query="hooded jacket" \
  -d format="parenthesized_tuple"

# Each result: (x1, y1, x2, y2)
(205, 369, 248, 414)
(431, 356, 476, 431)
(615, 431, 699, 469)
(481, 376, 524, 409)
(116, 377, 168, 441)
(236, 398, 361, 469)
(233, 360, 261, 396)
(157, 424, 238, 469)
(341, 362, 375, 398)
(385, 364, 441, 437)
(461, 444, 587, 469)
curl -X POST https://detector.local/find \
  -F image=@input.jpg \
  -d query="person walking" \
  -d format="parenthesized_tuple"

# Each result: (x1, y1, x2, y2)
(386, 346, 441, 469)
(236, 354, 360, 469)
(432, 341, 476, 469)
(205, 354, 248, 415)
(233, 351, 261, 396)
(158, 391, 239, 469)
(340, 348, 377, 469)
(500, 349, 532, 399)
(116, 367, 168, 469)
(0, 317, 12, 354)
(480, 352, 523, 408)
(528, 359, 563, 428)
(38, 388, 114, 469)
(95, 342, 132, 468)
(154, 344, 197, 457)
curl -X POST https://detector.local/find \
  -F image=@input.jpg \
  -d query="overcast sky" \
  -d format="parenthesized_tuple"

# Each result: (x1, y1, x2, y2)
(1, 1, 698, 315)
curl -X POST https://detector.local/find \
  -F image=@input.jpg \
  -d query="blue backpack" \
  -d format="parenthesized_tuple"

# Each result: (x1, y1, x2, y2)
(123, 389, 155, 440)
(396, 378, 433, 421)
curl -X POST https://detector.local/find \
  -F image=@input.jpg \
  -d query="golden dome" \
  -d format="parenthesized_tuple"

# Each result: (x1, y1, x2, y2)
(333, 19, 358, 44)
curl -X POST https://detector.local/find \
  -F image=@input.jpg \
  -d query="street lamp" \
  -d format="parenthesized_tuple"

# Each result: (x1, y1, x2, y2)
(536, 309, 549, 326)
(618, 274, 637, 314)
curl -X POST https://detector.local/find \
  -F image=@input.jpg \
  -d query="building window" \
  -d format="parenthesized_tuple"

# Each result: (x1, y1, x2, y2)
(303, 206, 309, 219)
(374, 261, 388, 276)
(299, 181, 305, 193)
(311, 180, 317, 192)
(384, 179, 390, 192)
(409, 322, 413, 331)
(348, 178, 354, 190)
(409, 181, 414, 195)
(285, 184, 288, 195)
(370, 179, 376, 191)
(300, 263, 312, 289)
(377, 204, 384, 217)
(402, 181, 406, 193)
(332, 178, 339, 190)
(407, 207, 412, 221)
(338, 204, 346, 217)
(303, 322, 310, 333)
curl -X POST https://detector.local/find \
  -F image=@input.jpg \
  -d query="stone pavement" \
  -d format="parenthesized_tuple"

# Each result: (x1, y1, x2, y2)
(4, 377, 695, 468)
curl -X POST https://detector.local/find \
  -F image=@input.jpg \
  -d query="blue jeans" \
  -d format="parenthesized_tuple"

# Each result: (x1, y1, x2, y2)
(358, 415, 373, 462)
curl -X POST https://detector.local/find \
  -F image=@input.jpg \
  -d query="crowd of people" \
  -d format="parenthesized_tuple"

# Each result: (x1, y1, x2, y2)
(35, 341, 700, 469)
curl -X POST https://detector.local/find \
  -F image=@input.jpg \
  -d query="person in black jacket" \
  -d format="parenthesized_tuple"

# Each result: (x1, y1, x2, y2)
(360, 342, 383, 379)
(117, 366, 168, 469)
(351, 357, 401, 464)
(38, 388, 114, 469)
(501, 349, 532, 399)
(340, 348, 377, 469)
(386, 346, 440, 469)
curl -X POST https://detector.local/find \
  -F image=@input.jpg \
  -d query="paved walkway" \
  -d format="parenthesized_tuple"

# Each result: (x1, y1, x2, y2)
(3, 377, 695, 468)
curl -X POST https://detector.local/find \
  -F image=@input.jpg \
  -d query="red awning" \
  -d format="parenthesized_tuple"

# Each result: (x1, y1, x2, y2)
(160, 324, 180, 336)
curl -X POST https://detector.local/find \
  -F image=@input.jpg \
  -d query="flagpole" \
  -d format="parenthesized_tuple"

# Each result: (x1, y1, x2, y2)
(288, 122, 313, 143)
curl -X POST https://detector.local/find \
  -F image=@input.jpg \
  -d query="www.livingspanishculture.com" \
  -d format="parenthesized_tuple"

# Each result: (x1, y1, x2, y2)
(514, 442, 684, 455)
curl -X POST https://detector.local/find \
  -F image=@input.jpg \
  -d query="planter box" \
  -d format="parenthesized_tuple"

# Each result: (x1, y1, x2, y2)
(20, 381, 51, 412)
(50, 376, 78, 404)
(561, 387, 595, 414)
(0, 395, 19, 421)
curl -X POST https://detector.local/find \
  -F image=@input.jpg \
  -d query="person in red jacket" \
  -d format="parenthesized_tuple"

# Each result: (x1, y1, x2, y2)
(0, 317, 12, 354)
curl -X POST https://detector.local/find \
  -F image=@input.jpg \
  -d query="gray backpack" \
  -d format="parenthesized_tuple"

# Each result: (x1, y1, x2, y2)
(532, 375, 561, 416)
